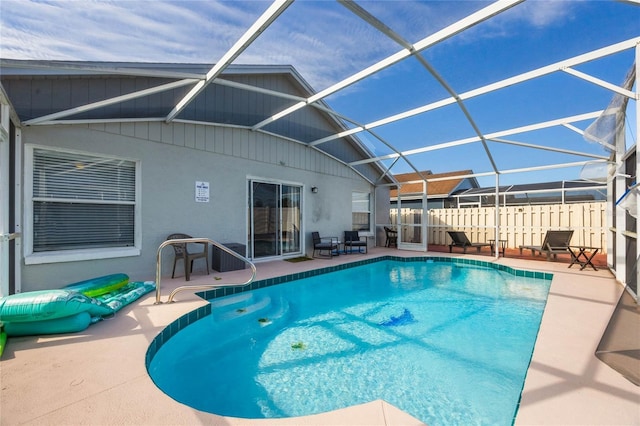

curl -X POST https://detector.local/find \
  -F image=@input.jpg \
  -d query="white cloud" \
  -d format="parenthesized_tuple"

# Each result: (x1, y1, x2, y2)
(509, 1, 575, 28)
(0, 0, 627, 91)
(0, 0, 263, 61)
(456, 0, 578, 41)
(1, 1, 460, 88)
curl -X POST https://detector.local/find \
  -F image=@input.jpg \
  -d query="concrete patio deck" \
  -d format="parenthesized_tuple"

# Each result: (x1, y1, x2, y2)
(1, 248, 637, 425)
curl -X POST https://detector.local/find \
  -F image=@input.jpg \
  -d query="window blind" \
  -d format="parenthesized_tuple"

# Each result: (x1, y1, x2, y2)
(32, 149, 136, 252)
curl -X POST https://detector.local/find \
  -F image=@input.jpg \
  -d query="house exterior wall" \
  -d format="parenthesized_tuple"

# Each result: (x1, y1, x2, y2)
(18, 122, 374, 292)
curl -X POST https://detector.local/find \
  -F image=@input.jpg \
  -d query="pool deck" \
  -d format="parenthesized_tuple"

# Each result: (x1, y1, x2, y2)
(1, 248, 638, 425)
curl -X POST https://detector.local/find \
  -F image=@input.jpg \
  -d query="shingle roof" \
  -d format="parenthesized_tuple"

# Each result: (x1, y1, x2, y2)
(390, 170, 476, 199)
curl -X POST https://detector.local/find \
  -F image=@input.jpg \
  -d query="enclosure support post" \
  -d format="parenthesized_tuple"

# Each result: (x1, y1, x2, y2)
(495, 173, 500, 259)
(635, 44, 639, 303)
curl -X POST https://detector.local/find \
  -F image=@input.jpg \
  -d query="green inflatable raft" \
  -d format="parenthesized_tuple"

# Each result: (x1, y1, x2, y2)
(0, 274, 155, 337)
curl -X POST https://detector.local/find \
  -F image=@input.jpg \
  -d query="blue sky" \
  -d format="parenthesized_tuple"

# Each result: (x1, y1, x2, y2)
(1, 1, 638, 187)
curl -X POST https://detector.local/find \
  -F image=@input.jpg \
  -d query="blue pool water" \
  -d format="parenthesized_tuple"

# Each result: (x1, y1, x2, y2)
(148, 259, 551, 425)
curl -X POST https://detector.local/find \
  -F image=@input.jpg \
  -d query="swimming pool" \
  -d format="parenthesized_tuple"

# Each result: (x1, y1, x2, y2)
(147, 257, 552, 425)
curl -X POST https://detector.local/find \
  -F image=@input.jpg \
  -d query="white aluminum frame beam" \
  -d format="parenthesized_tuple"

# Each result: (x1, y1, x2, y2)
(497, 160, 609, 176)
(0, 58, 207, 80)
(0, 102, 9, 297)
(561, 67, 637, 100)
(488, 137, 610, 160)
(635, 43, 639, 302)
(456, 185, 607, 197)
(349, 110, 604, 166)
(23, 79, 198, 126)
(310, 37, 640, 147)
(250, 0, 523, 131)
(338, 1, 412, 50)
(347, 0, 501, 174)
(385, 160, 609, 186)
(460, 37, 640, 101)
(213, 78, 398, 182)
(29, 117, 168, 126)
(165, 0, 294, 123)
(344, 0, 506, 176)
(378, 159, 609, 191)
(215, 78, 305, 102)
(377, 160, 609, 187)
(413, 53, 499, 172)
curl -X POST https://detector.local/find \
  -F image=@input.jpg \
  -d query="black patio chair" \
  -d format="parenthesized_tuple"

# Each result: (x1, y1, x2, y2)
(344, 230, 367, 254)
(311, 231, 339, 258)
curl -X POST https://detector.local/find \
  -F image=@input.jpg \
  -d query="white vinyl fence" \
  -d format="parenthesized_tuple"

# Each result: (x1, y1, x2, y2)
(389, 202, 607, 253)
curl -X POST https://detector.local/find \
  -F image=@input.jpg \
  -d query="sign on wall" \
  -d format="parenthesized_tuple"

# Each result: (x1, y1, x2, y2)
(195, 181, 210, 203)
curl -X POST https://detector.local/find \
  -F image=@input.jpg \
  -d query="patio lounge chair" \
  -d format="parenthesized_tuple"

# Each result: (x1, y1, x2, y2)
(447, 231, 491, 254)
(344, 230, 367, 254)
(519, 230, 573, 261)
(312, 232, 339, 258)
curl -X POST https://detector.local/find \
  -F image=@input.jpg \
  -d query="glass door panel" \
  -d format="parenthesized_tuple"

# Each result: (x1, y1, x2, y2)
(281, 185, 301, 254)
(251, 182, 280, 258)
(248, 181, 302, 259)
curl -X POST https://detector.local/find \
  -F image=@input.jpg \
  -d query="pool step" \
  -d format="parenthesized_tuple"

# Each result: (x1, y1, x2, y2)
(257, 296, 289, 328)
(210, 292, 289, 328)
(209, 292, 252, 309)
(207, 293, 290, 347)
(214, 295, 272, 322)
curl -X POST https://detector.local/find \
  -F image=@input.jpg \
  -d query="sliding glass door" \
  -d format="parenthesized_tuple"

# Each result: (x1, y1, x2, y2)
(248, 180, 301, 259)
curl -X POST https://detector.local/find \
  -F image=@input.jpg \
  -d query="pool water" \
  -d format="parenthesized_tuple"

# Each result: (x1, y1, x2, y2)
(148, 259, 551, 425)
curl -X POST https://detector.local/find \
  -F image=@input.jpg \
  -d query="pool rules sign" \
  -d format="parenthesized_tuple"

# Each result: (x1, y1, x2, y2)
(195, 181, 210, 203)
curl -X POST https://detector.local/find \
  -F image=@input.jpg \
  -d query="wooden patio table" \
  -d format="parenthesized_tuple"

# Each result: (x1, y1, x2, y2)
(568, 246, 600, 271)
(489, 239, 507, 257)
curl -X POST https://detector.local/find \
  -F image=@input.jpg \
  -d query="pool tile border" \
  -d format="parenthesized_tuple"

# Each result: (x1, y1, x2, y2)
(145, 256, 553, 367)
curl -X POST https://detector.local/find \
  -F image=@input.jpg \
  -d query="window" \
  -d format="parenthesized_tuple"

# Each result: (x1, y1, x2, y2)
(352, 192, 371, 232)
(26, 147, 139, 263)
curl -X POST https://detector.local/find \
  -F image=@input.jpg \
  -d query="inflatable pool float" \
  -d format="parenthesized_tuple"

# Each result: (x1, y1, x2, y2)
(0, 328, 6, 358)
(0, 289, 113, 336)
(0, 289, 113, 323)
(64, 273, 129, 297)
(4, 312, 93, 337)
(96, 281, 156, 313)
(0, 275, 155, 337)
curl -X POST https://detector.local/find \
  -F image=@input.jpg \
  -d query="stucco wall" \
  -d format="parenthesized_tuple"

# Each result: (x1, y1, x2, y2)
(18, 123, 375, 291)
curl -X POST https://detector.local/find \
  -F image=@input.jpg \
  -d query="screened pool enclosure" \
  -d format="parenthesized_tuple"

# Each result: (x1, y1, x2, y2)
(0, 0, 638, 299)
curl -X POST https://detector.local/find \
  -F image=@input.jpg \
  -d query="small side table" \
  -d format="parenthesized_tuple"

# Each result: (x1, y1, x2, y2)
(489, 239, 507, 257)
(568, 246, 599, 271)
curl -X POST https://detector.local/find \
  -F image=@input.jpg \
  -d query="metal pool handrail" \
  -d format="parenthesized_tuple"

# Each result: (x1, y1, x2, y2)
(155, 237, 257, 304)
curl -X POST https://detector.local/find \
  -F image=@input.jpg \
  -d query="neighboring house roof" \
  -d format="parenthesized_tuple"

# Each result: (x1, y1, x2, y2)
(0, 59, 394, 186)
(390, 170, 478, 200)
